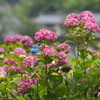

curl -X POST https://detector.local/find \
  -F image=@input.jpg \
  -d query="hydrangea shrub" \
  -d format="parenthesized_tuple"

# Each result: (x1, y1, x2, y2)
(0, 11, 100, 100)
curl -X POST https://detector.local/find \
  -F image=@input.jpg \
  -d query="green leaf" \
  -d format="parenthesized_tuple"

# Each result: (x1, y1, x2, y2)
(17, 96, 26, 100)
(0, 84, 4, 90)
(53, 80, 63, 90)
(62, 67, 71, 72)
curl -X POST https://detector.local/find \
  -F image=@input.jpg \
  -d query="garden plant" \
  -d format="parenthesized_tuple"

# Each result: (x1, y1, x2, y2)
(0, 11, 100, 100)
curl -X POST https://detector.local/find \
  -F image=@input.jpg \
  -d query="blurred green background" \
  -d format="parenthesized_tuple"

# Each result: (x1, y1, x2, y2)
(0, 0, 100, 44)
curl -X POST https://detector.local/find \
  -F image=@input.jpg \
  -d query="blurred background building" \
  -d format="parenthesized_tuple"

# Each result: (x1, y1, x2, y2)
(0, 0, 100, 46)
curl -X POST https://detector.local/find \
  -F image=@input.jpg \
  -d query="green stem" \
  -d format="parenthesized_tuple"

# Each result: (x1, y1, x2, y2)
(36, 81, 39, 100)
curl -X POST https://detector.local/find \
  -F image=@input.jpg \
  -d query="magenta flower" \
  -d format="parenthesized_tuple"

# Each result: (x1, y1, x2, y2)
(30, 78, 39, 84)
(84, 22, 100, 32)
(79, 10, 94, 18)
(14, 47, 27, 55)
(42, 46, 57, 56)
(22, 36, 34, 48)
(22, 56, 38, 67)
(55, 52, 68, 60)
(66, 13, 79, 19)
(9, 66, 26, 73)
(13, 34, 23, 42)
(0, 47, 5, 53)
(4, 58, 18, 65)
(18, 77, 39, 95)
(18, 80, 32, 95)
(80, 17, 96, 24)
(4, 36, 14, 43)
(64, 18, 79, 26)
(34, 29, 57, 42)
(57, 43, 71, 52)
(0, 66, 7, 76)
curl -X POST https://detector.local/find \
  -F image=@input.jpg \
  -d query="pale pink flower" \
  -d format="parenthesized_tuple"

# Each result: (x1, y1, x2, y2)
(66, 13, 79, 19)
(46, 63, 53, 68)
(0, 47, 5, 53)
(34, 29, 57, 42)
(22, 56, 38, 67)
(42, 46, 57, 56)
(4, 36, 14, 43)
(55, 60, 72, 68)
(98, 92, 100, 96)
(90, 50, 100, 55)
(56, 52, 67, 60)
(79, 10, 94, 18)
(14, 47, 27, 55)
(64, 18, 79, 26)
(0, 66, 7, 76)
(3, 58, 18, 65)
(86, 68, 90, 71)
(11, 89, 17, 92)
(57, 43, 71, 52)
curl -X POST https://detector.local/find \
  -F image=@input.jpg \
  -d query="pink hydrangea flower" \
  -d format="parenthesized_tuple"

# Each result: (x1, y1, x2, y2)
(22, 56, 38, 67)
(18, 78, 39, 95)
(11, 89, 17, 92)
(55, 60, 72, 68)
(84, 22, 100, 32)
(30, 78, 39, 84)
(55, 52, 68, 60)
(0, 66, 7, 76)
(0, 47, 5, 53)
(80, 17, 96, 24)
(18, 80, 32, 95)
(22, 36, 34, 48)
(79, 10, 94, 18)
(42, 46, 57, 56)
(64, 18, 79, 26)
(13, 34, 23, 42)
(57, 43, 71, 52)
(14, 47, 27, 55)
(9, 66, 26, 73)
(90, 50, 100, 55)
(3, 58, 18, 65)
(34, 29, 57, 42)
(4, 36, 14, 43)
(66, 13, 79, 19)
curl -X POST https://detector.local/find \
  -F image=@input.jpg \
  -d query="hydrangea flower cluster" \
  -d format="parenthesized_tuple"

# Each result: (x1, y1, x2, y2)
(0, 66, 7, 77)
(14, 47, 27, 55)
(57, 43, 71, 52)
(64, 11, 100, 32)
(34, 29, 57, 42)
(90, 50, 100, 55)
(9, 66, 26, 73)
(55, 52, 67, 60)
(3, 58, 18, 65)
(41, 46, 57, 56)
(22, 56, 38, 67)
(18, 76, 38, 95)
(4, 35, 33, 48)
(55, 60, 72, 68)
(0, 47, 5, 53)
